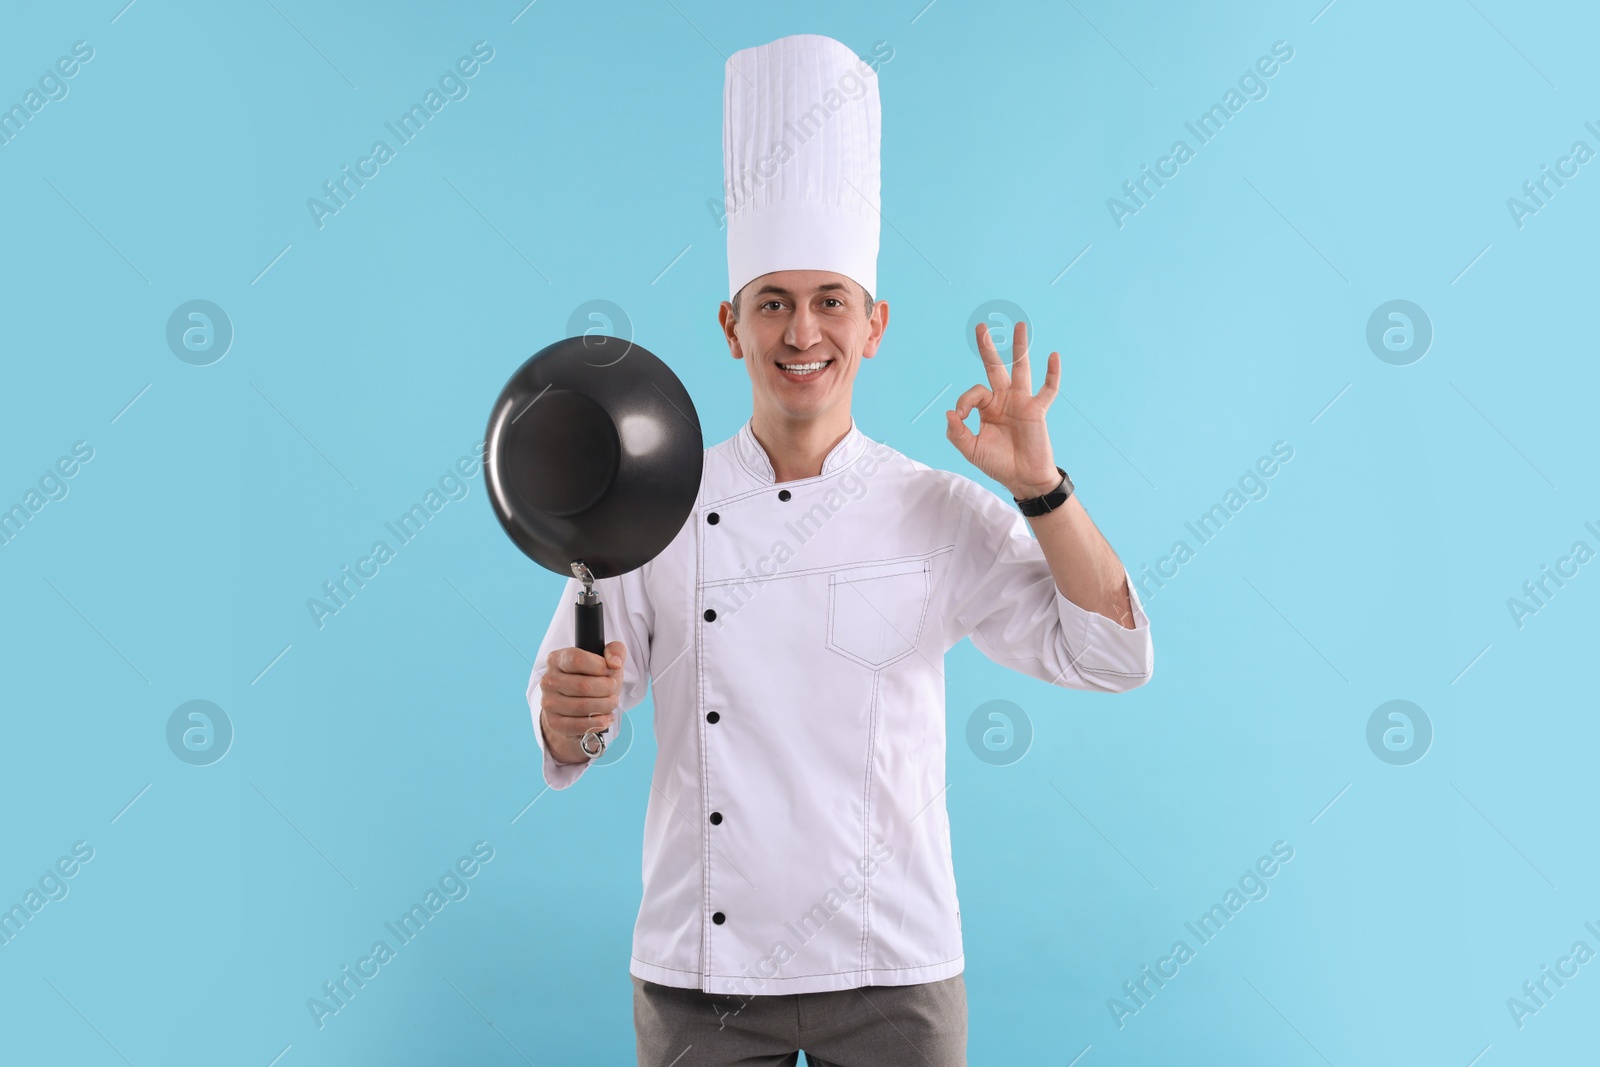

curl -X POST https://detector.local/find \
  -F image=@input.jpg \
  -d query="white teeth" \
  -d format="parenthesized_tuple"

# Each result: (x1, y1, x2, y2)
(779, 361, 829, 372)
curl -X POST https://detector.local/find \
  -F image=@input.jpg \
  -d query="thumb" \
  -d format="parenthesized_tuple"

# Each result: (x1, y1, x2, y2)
(605, 640, 625, 670)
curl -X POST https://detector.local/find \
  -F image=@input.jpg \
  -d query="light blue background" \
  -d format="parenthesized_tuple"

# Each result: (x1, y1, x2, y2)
(2, 1, 1596, 1064)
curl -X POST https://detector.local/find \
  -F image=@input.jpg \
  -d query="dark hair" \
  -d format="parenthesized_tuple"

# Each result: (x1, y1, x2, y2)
(730, 281, 874, 322)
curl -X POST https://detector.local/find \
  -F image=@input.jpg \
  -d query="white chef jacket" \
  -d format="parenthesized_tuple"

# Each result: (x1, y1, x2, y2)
(527, 416, 1153, 996)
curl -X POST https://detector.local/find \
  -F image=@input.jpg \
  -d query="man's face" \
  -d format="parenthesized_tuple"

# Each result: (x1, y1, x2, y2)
(718, 270, 889, 424)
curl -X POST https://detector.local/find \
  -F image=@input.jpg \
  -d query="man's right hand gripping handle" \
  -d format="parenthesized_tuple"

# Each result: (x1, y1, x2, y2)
(539, 641, 626, 766)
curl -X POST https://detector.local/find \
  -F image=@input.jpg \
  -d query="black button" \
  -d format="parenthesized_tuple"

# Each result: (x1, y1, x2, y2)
(709, 812, 723, 825)
(706, 711, 720, 724)
(703, 608, 716, 622)
(707, 512, 719, 524)
(778, 489, 791, 501)
(712, 911, 726, 925)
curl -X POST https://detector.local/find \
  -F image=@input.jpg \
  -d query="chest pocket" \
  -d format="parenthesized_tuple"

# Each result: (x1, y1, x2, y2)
(826, 557, 932, 670)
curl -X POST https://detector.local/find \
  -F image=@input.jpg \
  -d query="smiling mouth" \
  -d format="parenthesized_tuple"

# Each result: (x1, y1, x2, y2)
(776, 359, 833, 380)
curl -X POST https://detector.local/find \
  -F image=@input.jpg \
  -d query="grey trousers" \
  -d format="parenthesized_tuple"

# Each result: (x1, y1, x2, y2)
(632, 973, 967, 1067)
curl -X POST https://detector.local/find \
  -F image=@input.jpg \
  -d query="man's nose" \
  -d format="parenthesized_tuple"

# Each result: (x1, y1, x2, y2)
(785, 304, 822, 350)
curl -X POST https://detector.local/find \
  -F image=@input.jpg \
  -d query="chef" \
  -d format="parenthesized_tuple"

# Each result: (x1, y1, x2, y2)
(527, 33, 1154, 1067)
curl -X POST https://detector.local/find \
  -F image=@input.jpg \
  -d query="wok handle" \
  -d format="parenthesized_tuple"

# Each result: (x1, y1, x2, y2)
(574, 596, 606, 658)
(573, 593, 609, 760)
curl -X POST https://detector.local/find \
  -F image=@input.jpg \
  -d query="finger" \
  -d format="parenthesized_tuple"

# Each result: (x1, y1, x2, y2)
(951, 383, 991, 421)
(545, 701, 616, 725)
(552, 646, 610, 676)
(1037, 350, 1061, 406)
(543, 669, 620, 698)
(1011, 320, 1031, 394)
(973, 322, 1010, 393)
(544, 690, 619, 718)
(944, 408, 977, 461)
(946, 383, 991, 461)
(605, 640, 626, 671)
(544, 706, 617, 739)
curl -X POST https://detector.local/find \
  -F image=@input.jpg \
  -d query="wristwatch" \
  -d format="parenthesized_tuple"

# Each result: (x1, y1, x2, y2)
(1012, 466, 1074, 516)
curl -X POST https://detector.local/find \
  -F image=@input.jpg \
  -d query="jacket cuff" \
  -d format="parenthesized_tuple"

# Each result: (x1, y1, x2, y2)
(537, 720, 591, 790)
(1053, 569, 1154, 688)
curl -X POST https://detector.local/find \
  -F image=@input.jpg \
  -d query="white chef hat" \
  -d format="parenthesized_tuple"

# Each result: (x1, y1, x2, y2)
(722, 34, 881, 302)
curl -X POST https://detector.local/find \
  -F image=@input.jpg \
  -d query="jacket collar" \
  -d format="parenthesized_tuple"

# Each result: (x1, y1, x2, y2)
(734, 416, 868, 485)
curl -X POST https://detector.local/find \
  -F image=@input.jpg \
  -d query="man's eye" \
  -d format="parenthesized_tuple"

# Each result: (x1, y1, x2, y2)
(761, 301, 783, 311)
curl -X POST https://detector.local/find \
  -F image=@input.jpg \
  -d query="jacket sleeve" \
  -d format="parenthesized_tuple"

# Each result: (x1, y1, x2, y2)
(526, 567, 654, 790)
(944, 475, 1153, 693)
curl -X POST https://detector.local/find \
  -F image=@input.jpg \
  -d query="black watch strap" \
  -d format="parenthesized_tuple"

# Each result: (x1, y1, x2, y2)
(1012, 466, 1074, 516)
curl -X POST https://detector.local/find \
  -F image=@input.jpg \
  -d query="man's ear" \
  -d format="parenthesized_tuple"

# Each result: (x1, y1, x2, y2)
(860, 298, 890, 360)
(717, 301, 744, 360)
